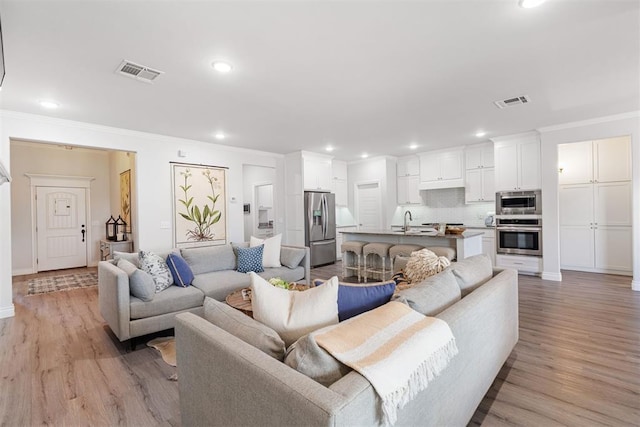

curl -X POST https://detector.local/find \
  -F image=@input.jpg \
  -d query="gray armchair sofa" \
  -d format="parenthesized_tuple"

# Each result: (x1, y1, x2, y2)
(98, 243, 310, 342)
(175, 255, 518, 426)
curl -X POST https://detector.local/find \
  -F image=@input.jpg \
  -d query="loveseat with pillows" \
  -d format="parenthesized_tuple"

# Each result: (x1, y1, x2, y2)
(176, 254, 519, 426)
(98, 237, 310, 342)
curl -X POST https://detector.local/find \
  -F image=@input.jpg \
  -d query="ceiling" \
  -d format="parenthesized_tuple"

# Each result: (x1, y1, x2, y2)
(0, 0, 638, 161)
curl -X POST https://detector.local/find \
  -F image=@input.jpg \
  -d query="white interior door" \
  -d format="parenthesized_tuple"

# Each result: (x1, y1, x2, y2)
(355, 182, 382, 230)
(36, 186, 88, 271)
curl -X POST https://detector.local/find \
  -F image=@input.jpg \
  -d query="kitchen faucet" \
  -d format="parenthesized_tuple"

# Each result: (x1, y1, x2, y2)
(403, 210, 413, 233)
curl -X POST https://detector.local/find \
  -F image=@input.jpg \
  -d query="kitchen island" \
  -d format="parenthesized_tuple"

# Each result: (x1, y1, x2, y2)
(340, 229, 483, 260)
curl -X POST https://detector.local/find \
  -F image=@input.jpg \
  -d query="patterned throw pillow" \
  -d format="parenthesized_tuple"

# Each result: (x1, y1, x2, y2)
(166, 253, 194, 287)
(236, 245, 264, 273)
(139, 250, 173, 293)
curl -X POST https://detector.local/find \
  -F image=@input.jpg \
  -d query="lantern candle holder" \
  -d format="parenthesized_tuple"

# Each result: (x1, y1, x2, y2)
(105, 216, 117, 241)
(115, 215, 128, 241)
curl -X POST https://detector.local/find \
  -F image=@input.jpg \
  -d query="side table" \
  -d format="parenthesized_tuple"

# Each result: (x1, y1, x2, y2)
(100, 240, 134, 261)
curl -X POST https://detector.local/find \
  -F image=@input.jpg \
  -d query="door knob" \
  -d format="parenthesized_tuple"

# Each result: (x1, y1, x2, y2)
(81, 224, 86, 242)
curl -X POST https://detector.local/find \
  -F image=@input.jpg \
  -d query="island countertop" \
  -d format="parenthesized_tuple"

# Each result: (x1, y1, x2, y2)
(342, 229, 484, 239)
(339, 229, 483, 259)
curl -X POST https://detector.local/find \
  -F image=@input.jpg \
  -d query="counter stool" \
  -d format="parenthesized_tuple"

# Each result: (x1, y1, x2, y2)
(341, 241, 367, 282)
(389, 244, 424, 272)
(363, 242, 394, 282)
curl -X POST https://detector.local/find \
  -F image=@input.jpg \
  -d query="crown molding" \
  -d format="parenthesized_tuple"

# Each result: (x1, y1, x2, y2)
(537, 111, 640, 133)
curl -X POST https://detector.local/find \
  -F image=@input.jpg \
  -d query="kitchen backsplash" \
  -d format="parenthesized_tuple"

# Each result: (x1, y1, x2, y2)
(391, 187, 494, 227)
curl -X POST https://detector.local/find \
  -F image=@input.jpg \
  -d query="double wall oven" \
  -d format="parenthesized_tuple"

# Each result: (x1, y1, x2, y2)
(496, 190, 542, 257)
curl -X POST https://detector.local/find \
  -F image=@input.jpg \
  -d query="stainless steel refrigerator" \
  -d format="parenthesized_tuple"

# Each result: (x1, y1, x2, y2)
(304, 191, 336, 267)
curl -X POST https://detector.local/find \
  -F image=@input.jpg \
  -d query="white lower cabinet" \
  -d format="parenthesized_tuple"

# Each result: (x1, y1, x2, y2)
(496, 254, 542, 274)
(559, 181, 632, 274)
(467, 228, 496, 266)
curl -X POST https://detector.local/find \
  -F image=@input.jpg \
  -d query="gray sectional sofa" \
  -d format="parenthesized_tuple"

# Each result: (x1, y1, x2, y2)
(175, 254, 519, 426)
(98, 243, 310, 342)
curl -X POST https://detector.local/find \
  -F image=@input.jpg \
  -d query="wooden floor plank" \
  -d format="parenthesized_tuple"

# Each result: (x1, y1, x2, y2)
(1, 264, 638, 426)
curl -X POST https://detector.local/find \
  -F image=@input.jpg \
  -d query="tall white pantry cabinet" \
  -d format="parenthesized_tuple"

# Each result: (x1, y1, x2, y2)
(558, 136, 632, 274)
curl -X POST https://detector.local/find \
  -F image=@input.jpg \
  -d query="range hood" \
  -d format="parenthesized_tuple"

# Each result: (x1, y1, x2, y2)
(418, 178, 464, 190)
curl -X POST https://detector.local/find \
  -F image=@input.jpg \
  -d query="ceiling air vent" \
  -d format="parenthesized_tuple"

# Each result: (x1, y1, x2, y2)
(494, 94, 531, 109)
(115, 60, 163, 83)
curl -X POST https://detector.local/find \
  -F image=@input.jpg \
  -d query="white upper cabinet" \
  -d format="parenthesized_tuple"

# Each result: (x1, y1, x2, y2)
(465, 168, 494, 203)
(332, 160, 348, 206)
(397, 156, 421, 205)
(465, 143, 494, 202)
(595, 136, 631, 183)
(559, 136, 631, 185)
(493, 134, 541, 191)
(397, 155, 420, 177)
(418, 147, 464, 190)
(465, 143, 494, 170)
(303, 153, 332, 191)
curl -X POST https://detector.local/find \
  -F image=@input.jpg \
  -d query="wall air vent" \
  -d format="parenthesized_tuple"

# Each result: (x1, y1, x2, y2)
(494, 95, 532, 109)
(115, 60, 163, 83)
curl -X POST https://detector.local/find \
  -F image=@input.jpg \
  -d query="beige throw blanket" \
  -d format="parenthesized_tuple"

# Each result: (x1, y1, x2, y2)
(315, 302, 458, 426)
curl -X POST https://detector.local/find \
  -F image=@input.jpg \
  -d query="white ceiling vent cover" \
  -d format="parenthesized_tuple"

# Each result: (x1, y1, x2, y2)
(494, 95, 532, 109)
(115, 60, 163, 83)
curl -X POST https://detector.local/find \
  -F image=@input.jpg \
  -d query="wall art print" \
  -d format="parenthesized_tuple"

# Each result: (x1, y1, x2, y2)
(171, 162, 227, 248)
(119, 169, 131, 233)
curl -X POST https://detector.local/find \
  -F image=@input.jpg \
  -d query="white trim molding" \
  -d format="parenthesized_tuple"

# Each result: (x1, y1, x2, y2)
(632, 279, 640, 292)
(537, 111, 640, 134)
(541, 271, 562, 282)
(25, 173, 95, 188)
(0, 304, 15, 319)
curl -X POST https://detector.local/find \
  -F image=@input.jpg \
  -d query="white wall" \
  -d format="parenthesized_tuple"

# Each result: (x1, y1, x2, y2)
(0, 110, 285, 318)
(10, 141, 112, 273)
(538, 113, 639, 289)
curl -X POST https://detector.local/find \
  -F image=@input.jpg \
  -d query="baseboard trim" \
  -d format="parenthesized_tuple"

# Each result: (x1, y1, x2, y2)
(541, 271, 562, 282)
(0, 304, 15, 319)
(632, 279, 640, 292)
(12, 268, 34, 276)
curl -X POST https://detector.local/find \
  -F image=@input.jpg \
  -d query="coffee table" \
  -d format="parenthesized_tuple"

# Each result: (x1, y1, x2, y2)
(225, 284, 310, 317)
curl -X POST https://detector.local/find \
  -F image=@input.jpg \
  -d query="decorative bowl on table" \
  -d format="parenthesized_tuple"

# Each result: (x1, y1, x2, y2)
(445, 226, 466, 235)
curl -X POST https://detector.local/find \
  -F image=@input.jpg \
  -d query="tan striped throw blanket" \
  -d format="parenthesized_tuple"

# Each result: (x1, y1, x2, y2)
(315, 301, 458, 426)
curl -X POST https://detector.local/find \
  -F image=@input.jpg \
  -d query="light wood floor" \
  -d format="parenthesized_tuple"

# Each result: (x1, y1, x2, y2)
(1, 265, 639, 426)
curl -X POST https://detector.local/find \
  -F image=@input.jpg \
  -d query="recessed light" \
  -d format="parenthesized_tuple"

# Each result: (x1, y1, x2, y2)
(409, 143, 419, 150)
(361, 153, 369, 159)
(325, 145, 334, 152)
(214, 132, 226, 140)
(519, 0, 547, 8)
(39, 100, 59, 109)
(212, 61, 233, 73)
(475, 131, 486, 138)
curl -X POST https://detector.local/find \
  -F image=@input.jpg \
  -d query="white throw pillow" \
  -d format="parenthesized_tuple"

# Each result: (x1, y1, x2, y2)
(250, 272, 339, 347)
(250, 234, 282, 268)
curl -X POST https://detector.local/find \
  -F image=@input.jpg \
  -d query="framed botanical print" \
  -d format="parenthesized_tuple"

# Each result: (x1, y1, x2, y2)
(119, 169, 131, 233)
(171, 162, 227, 248)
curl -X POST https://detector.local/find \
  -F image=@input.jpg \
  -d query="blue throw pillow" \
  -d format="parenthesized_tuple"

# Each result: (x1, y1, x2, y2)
(314, 278, 396, 321)
(237, 245, 265, 273)
(166, 253, 195, 287)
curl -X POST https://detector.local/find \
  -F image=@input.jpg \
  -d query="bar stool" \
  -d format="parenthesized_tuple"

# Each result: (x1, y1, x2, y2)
(388, 244, 424, 272)
(363, 242, 394, 282)
(341, 241, 367, 282)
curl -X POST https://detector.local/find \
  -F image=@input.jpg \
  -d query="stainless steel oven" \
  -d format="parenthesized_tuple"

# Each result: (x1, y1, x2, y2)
(496, 190, 541, 215)
(496, 216, 542, 257)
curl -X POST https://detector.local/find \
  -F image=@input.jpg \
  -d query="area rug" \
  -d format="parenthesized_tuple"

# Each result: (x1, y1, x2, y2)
(27, 272, 98, 296)
(148, 337, 178, 381)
